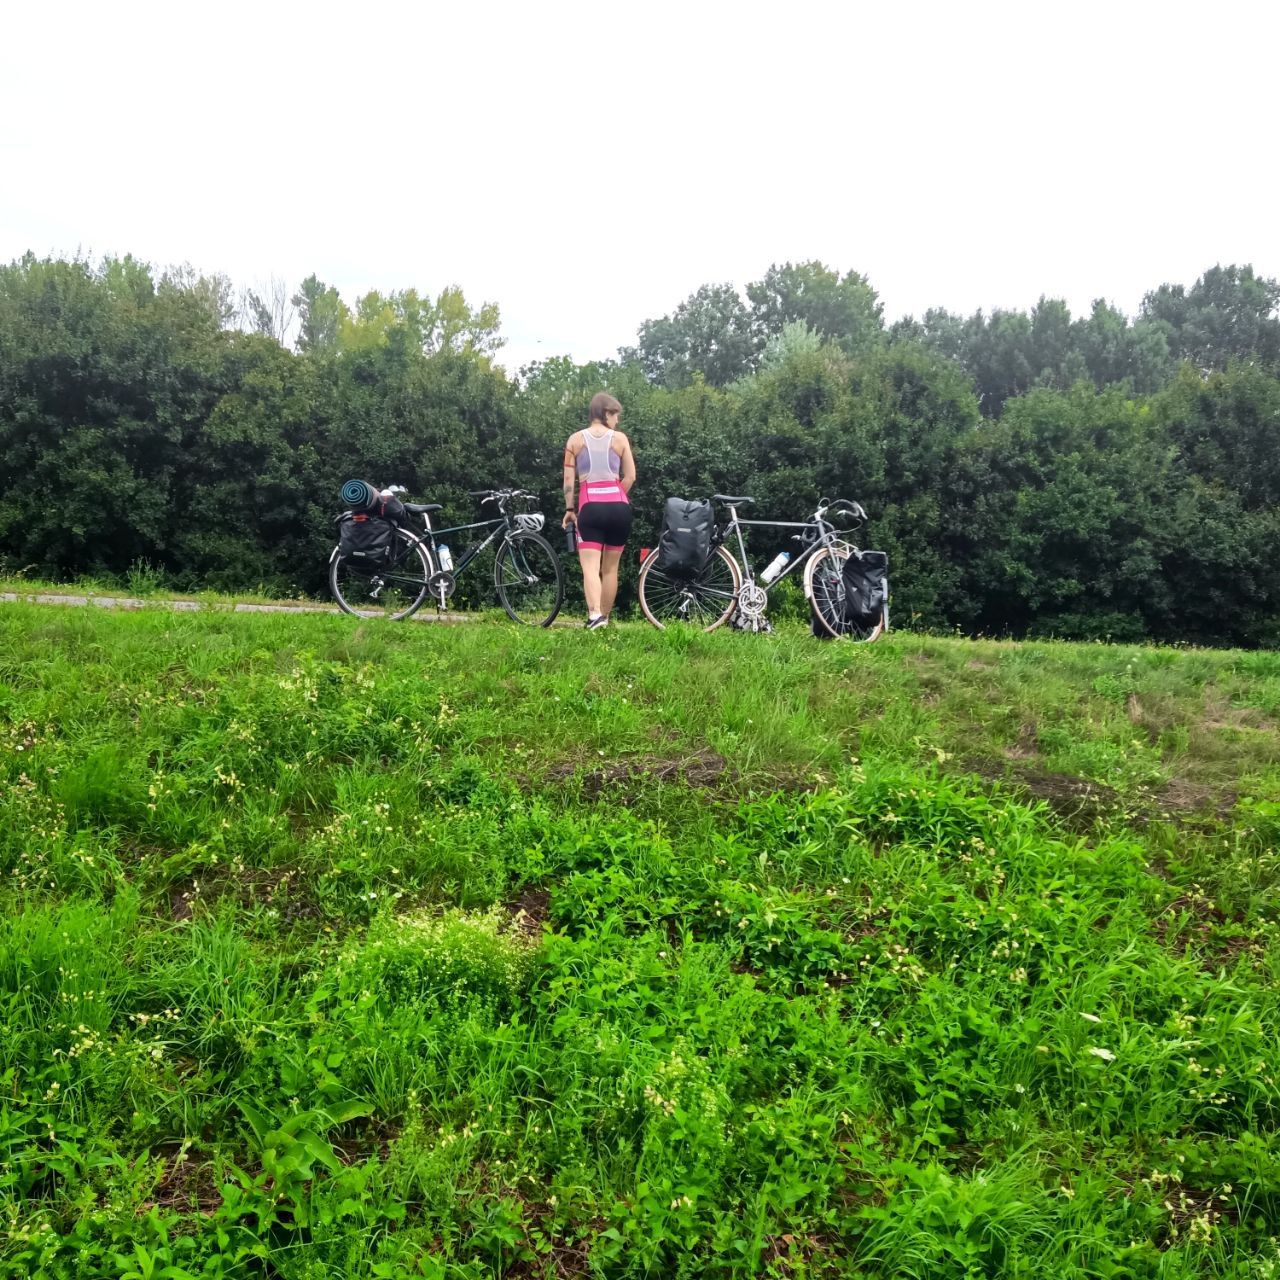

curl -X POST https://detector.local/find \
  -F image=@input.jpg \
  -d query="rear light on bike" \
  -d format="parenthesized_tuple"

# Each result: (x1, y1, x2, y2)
(640, 547, 652, 564)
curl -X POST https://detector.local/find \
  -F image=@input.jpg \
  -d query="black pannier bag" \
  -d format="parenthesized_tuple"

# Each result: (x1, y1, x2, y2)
(339, 512, 395, 564)
(657, 498, 714, 578)
(338, 493, 408, 565)
(841, 550, 888, 626)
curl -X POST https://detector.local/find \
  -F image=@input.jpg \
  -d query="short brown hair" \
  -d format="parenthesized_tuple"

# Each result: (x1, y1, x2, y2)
(588, 392, 622, 425)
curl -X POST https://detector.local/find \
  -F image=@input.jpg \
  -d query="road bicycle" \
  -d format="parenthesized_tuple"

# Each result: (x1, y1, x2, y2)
(636, 494, 887, 640)
(328, 487, 565, 626)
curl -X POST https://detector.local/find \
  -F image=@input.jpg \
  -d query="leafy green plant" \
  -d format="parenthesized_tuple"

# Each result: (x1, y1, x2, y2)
(2, 607, 1280, 1277)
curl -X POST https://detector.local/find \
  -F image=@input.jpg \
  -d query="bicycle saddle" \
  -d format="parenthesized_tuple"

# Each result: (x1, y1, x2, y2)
(404, 502, 443, 514)
(712, 494, 754, 506)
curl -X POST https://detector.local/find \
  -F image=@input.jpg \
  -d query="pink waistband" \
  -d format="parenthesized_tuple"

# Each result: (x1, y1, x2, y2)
(579, 480, 629, 508)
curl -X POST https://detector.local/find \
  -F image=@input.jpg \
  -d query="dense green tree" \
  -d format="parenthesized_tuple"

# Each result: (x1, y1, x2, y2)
(905, 293, 1182, 415)
(1142, 264, 1280, 369)
(756, 320, 824, 374)
(728, 333, 856, 518)
(168, 333, 323, 592)
(623, 283, 758, 388)
(837, 342, 982, 626)
(292, 274, 348, 355)
(1154, 362, 1280, 511)
(337, 286, 503, 359)
(955, 308, 1037, 417)
(945, 382, 1279, 646)
(725, 336, 980, 628)
(159, 264, 237, 329)
(1073, 299, 1173, 393)
(745, 261, 883, 356)
(0, 254, 229, 578)
(948, 387, 1175, 638)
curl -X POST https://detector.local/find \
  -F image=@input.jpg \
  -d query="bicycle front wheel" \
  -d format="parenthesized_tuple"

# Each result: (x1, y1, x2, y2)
(494, 532, 564, 626)
(805, 546, 886, 642)
(637, 545, 741, 632)
(329, 530, 434, 620)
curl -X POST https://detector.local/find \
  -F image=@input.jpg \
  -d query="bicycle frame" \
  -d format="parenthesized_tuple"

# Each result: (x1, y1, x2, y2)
(417, 514, 508, 578)
(330, 485, 562, 625)
(719, 508, 842, 588)
(410, 495, 547, 609)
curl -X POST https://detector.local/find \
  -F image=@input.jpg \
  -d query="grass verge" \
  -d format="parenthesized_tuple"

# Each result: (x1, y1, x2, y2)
(1, 604, 1279, 1278)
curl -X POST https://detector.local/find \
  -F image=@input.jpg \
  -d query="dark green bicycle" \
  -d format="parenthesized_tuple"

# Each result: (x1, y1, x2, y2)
(329, 487, 564, 626)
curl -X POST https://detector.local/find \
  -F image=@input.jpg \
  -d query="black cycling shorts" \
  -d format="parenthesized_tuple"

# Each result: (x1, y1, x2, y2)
(577, 501, 633, 551)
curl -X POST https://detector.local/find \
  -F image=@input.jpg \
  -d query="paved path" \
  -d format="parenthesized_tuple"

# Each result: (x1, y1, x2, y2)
(0, 591, 471, 622)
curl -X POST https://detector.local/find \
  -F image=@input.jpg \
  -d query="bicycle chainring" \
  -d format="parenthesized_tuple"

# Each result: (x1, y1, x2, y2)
(736, 583, 768, 620)
(427, 571, 456, 603)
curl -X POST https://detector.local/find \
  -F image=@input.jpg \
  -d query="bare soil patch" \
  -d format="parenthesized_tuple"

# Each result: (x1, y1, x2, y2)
(1002, 722, 1040, 761)
(1202, 693, 1277, 734)
(1156, 777, 1235, 820)
(149, 1148, 220, 1215)
(1153, 892, 1261, 972)
(965, 757, 1121, 829)
(506, 885, 552, 941)
(545, 748, 735, 796)
(166, 864, 317, 924)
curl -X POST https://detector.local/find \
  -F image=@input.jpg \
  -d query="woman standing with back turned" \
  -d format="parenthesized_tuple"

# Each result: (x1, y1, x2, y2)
(562, 393, 636, 629)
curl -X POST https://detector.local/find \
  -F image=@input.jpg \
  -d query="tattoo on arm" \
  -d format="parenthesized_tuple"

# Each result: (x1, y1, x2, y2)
(563, 448, 577, 507)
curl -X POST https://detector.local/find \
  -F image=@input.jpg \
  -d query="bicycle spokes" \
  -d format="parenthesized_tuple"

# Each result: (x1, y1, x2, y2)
(329, 530, 433, 621)
(494, 534, 564, 627)
(638, 547, 739, 631)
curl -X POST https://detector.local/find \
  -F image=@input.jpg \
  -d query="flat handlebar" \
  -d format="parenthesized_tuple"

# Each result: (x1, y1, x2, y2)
(469, 488, 537, 503)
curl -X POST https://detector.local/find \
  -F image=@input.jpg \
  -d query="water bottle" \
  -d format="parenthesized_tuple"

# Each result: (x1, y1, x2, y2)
(565, 524, 578, 554)
(437, 544, 453, 573)
(759, 551, 791, 585)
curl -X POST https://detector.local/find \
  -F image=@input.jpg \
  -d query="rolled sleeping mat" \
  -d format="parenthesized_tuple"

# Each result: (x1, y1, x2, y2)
(341, 479, 378, 511)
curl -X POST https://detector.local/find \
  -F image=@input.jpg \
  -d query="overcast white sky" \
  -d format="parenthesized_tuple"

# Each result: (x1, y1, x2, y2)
(3, 0, 1277, 373)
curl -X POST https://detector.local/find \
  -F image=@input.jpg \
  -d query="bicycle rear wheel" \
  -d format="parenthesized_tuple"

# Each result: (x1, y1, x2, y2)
(494, 532, 564, 626)
(329, 530, 434, 620)
(638, 545, 741, 631)
(805, 546, 886, 641)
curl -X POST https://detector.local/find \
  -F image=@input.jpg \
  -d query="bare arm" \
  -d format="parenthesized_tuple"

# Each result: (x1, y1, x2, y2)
(561, 437, 579, 527)
(618, 433, 637, 494)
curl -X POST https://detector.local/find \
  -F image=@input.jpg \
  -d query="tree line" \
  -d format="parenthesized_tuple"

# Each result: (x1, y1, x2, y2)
(1, 252, 1277, 645)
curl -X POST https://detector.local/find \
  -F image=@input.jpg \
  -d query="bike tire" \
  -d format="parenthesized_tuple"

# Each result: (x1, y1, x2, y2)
(638, 544, 742, 632)
(329, 529, 434, 620)
(804, 546, 887, 642)
(493, 532, 564, 627)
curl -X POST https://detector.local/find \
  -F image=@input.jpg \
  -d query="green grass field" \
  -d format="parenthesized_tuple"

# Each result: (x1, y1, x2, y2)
(2, 603, 1279, 1278)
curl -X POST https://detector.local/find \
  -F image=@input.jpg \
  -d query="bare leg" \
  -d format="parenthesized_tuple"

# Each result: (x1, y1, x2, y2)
(578, 547, 603, 616)
(600, 547, 624, 617)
